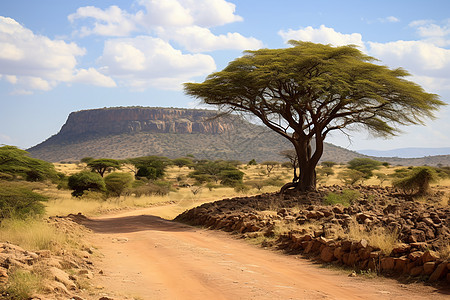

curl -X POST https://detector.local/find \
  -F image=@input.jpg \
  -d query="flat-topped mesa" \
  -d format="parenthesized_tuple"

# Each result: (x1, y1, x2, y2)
(58, 107, 235, 136)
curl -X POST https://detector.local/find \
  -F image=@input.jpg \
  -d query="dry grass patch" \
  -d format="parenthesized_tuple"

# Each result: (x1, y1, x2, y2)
(336, 219, 399, 255)
(0, 218, 68, 251)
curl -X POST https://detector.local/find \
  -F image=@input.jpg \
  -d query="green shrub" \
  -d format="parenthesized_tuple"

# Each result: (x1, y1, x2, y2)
(393, 167, 439, 195)
(0, 182, 48, 219)
(104, 172, 134, 197)
(324, 189, 360, 206)
(0, 145, 58, 182)
(338, 169, 365, 185)
(68, 171, 106, 197)
(247, 159, 257, 165)
(347, 158, 382, 178)
(219, 169, 244, 187)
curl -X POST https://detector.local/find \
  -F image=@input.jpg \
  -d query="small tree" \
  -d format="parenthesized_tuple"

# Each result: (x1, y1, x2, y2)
(184, 41, 444, 192)
(280, 150, 298, 181)
(87, 159, 121, 177)
(219, 169, 244, 187)
(338, 169, 365, 186)
(261, 161, 279, 177)
(0, 145, 58, 182)
(0, 182, 48, 219)
(393, 167, 439, 195)
(68, 171, 106, 197)
(321, 161, 336, 168)
(104, 172, 134, 197)
(347, 158, 382, 179)
(172, 157, 193, 168)
(129, 156, 169, 180)
(247, 159, 257, 166)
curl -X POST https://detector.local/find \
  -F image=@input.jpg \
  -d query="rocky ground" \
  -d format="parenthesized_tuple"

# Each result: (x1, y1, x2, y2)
(0, 215, 110, 300)
(175, 185, 450, 285)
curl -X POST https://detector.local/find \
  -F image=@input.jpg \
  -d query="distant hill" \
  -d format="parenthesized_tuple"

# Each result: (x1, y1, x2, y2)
(27, 107, 450, 166)
(358, 147, 450, 158)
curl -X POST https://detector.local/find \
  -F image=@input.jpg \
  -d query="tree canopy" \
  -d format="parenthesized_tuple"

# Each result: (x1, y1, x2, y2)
(184, 41, 445, 192)
(87, 158, 121, 177)
(0, 145, 58, 181)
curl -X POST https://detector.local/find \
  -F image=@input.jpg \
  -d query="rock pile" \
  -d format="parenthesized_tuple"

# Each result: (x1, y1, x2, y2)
(0, 216, 103, 300)
(175, 185, 450, 284)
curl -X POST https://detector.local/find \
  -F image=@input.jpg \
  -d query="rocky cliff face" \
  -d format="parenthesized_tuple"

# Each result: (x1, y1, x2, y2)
(58, 107, 234, 136)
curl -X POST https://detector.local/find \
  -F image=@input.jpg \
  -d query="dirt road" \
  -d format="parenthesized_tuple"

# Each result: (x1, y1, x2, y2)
(79, 208, 447, 300)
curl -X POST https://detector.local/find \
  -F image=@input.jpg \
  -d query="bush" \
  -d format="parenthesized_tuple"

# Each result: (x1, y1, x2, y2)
(0, 145, 58, 182)
(104, 172, 134, 197)
(68, 171, 106, 197)
(393, 167, 439, 195)
(347, 158, 381, 178)
(337, 169, 365, 185)
(324, 189, 361, 207)
(0, 182, 48, 219)
(219, 169, 244, 187)
(247, 159, 257, 165)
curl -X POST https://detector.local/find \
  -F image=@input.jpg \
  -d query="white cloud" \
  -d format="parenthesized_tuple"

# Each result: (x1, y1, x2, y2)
(98, 36, 216, 90)
(378, 16, 400, 23)
(368, 40, 450, 76)
(136, 0, 242, 28)
(409, 19, 450, 47)
(68, 5, 137, 37)
(278, 25, 365, 50)
(72, 68, 117, 87)
(0, 16, 115, 93)
(158, 26, 262, 52)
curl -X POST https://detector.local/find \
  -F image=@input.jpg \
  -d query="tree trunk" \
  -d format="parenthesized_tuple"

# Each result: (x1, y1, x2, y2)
(292, 139, 318, 192)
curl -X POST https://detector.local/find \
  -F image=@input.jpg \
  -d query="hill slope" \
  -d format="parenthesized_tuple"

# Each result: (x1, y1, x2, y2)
(27, 107, 450, 166)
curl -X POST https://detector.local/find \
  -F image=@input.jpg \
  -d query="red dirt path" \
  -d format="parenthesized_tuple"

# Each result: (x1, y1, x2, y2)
(78, 208, 448, 300)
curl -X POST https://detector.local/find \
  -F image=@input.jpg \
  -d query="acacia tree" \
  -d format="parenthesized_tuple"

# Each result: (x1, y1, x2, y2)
(184, 42, 444, 192)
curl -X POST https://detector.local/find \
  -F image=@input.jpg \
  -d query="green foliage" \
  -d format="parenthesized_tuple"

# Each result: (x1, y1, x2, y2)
(347, 158, 382, 178)
(247, 159, 257, 165)
(68, 171, 106, 197)
(0, 145, 58, 182)
(324, 189, 361, 207)
(392, 167, 439, 195)
(189, 160, 238, 184)
(0, 181, 48, 219)
(129, 156, 168, 180)
(104, 172, 134, 197)
(321, 161, 336, 168)
(172, 157, 193, 168)
(219, 169, 244, 187)
(338, 169, 365, 185)
(184, 41, 445, 192)
(87, 158, 121, 177)
(318, 166, 334, 177)
(80, 157, 95, 164)
(234, 183, 250, 193)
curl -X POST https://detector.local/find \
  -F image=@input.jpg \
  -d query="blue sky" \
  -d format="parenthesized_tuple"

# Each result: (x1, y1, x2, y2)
(1, 0, 449, 152)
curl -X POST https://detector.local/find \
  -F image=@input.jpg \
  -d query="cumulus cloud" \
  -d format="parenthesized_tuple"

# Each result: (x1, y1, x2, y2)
(68, 5, 137, 37)
(409, 19, 450, 47)
(69, 1, 258, 53)
(0, 16, 116, 93)
(278, 25, 365, 50)
(368, 40, 450, 77)
(158, 26, 263, 52)
(136, 0, 242, 28)
(98, 36, 216, 90)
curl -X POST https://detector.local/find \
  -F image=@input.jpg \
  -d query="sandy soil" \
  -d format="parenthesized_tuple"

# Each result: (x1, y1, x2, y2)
(79, 207, 449, 300)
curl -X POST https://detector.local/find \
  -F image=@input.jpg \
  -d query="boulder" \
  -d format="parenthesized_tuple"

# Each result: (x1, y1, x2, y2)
(429, 262, 448, 282)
